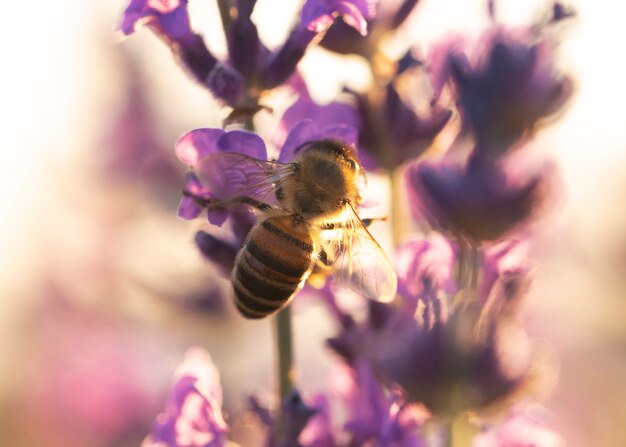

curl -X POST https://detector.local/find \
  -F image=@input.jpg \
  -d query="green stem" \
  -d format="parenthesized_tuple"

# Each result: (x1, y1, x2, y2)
(445, 419, 453, 447)
(274, 306, 294, 400)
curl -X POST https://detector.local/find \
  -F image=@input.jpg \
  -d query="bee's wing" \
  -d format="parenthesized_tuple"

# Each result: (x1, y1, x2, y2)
(196, 152, 294, 207)
(323, 205, 397, 302)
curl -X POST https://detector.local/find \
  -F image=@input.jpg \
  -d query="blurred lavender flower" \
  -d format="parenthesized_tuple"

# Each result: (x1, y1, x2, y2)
(335, 361, 429, 446)
(249, 389, 318, 447)
(319, 0, 423, 56)
(394, 233, 458, 314)
(142, 348, 228, 447)
(119, 0, 375, 118)
(326, 231, 533, 417)
(473, 408, 564, 447)
(430, 27, 573, 156)
(121, 0, 191, 38)
(101, 48, 183, 200)
(298, 394, 336, 447)
(301, 0, 377, 36)
(281, 82, 450, 170)
(406, 153, 549, 243)
(375, 238, 534, 415)
(376, 301, 532, 415)
(22, 292, 166, 447)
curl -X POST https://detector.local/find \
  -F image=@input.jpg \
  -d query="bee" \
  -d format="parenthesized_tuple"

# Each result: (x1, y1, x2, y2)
(186, 139, 397, 319)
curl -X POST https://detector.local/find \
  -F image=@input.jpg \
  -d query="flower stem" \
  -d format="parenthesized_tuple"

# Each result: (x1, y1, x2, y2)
(274, 306, 294, 400)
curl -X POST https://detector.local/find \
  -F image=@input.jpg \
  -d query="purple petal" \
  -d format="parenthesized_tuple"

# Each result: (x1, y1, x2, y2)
(174, 33, 219, 85)
(336, 2, 369, 36)
(278, 120, 319, 162)
(217, 130, 267, 158)
(176, 128, 225, 166)
(205, 63, 246, 107)
(394, 234, 457, 310)
(259, 26, 317, 90)
(178, 195, 204, 220)
(194, 231, 238, 274)
(322, 124, 359, 146)
(120, 0, 191, 38)
(300, 0, 377, 36)
(178, 172, 211, 220)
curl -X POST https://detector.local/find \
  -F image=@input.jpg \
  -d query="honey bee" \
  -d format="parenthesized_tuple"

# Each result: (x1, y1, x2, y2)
(186, 139, 397, 319)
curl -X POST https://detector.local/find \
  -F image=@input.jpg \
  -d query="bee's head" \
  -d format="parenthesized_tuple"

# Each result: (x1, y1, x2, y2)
(289, 139, 365, 218)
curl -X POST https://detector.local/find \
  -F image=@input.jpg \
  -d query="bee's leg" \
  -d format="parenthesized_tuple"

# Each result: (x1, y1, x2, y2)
(229, 196, 272, 211)
(308, 247, 333, 288)
(319, 217, 382, 230)
(317, 248, 332, 267)
(183, 190, 271, 211)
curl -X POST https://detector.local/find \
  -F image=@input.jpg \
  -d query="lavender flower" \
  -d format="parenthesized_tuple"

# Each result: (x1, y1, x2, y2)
(430, 27, 573, 156)
(319, 0, 423, 56)
(281, 82, 450, 170)
(121, 0, 191, 38)
(376, 303, 531, 415)
(119, 0, 374, 117)
(333, 361, 429, 446)
(394, 233, 458, 314)
(176, 127, 267, 225)
(406, 153, 548, 243)
(327, 231, 534, 417)
(249, 389, 318, 447)
(298, 394, 336, 447)
(301, 0, 378, 36)
(374, 240, 534, 415)
(142, 348, 228, 447)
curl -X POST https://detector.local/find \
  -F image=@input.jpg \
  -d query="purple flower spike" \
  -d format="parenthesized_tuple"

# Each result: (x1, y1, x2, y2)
(194, 231, 241, 276)
(301, 0, 378, 36)
(432, 29, 573, 155)
(407, 154, 547, 242)
(249, 390, 318, 447)
(227, 2, 261, 79)
(259, 27, 317, 90)
(142, 347, 228, 447)
(121, 0, 191, 38)
(384, 84, 452, 163)
(335, 361, 429, 446)
(299, 394, 336, 447)
(394, 234, 458, 313)
(377, 305, 530, 415)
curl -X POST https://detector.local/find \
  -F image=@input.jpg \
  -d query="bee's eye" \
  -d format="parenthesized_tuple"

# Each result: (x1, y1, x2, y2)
(346, 159, 357, 170)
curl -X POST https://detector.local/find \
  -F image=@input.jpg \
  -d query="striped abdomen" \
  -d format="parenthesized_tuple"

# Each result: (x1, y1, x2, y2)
(232, 216, 316, 319)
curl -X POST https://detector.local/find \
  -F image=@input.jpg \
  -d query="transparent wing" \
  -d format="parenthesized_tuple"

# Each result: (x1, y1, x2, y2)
(196, 152, 295, 208)
(322, 204, 398, 302)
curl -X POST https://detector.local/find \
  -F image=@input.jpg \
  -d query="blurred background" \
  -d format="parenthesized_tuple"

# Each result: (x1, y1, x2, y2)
(0, 0, 624, 446)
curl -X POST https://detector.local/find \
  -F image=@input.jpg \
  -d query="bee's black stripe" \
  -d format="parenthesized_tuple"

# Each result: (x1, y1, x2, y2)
(236, 264, 297, 301)
(233, 277, 288, 310)
(261, 220, 314, 252)
(234, 299, 267, 319)
(233, 277, 292, 318)
(246, 240, 309, 278)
